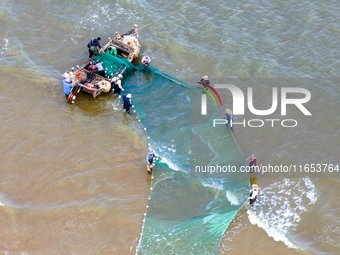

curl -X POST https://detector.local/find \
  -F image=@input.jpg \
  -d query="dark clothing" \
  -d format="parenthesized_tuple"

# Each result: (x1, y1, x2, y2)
(122, 28, 138, 38)
(249, 157, 257, 167)
(89, 48, 95, 58)
(87, 38, 101, 58)
(225, 113, 233, 130)
(200, 78, 210, 89)
(111, 77, 122, 94)
(122, 95, 132, 113)
(249, 191, 257, 205)
(87, 38, 101, 49)
(113, 83, 121, 94)
(146, 150, 155, 165)
(97, 70, 105, 77)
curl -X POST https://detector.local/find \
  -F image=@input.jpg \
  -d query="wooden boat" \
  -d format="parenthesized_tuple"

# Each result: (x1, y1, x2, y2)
(65, 30, 141, 104)
(103, 34, 141, 62)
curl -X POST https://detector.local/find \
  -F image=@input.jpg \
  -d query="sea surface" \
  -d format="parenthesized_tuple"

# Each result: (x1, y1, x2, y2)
(1, 0, 340, 254)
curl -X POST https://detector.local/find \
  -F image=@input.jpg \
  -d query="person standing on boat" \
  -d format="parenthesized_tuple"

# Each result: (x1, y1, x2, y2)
(146, 149, 156, 174)
(87, 37, 103, 58)
(95, 60, 105, 77)
(225, 108, 233, 130)
(200, 75, 210, 89)
(111, 74, 124, 95)
(122, 24, 138, 38)
(69, 67, 75, 82)
(122, 94, 132, 113)
(63, 70, 71, 79)
(114, 32, 122, 41)
(248, 184, 259, 205)
(141, 55, 151, 66)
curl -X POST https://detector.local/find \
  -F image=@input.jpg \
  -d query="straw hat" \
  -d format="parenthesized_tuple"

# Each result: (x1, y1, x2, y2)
(99, 80, 111, 92)
(126, 93, 132, 98)
(252, 184, 258, 189)
(226, 108, 232, 115)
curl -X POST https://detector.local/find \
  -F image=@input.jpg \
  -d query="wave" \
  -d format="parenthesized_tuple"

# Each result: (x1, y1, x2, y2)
(247, 177, 318, 249)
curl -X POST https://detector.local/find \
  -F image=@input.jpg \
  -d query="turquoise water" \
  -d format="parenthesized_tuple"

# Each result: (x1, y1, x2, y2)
(112, 65, 249, 254)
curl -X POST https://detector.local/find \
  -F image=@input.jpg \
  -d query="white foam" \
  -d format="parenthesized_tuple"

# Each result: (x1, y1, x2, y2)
(247, 177, 318, 249)
(159, 157, 182, 172)
(226, 191, 241, 206)
(0, 38, 9, 55)
(201, 179, 225, 191)
(111, 101, 122, 111)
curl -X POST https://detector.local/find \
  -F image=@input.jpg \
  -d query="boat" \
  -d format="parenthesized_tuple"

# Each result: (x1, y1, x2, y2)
(65, 28, 141, 104)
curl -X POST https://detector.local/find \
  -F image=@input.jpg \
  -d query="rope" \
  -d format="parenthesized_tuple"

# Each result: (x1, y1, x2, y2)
(139, 0, 206, 30)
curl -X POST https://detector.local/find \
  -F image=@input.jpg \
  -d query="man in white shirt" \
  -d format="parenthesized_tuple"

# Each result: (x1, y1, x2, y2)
(111, 74, 124, 94)
(141, 55, 151, 66)
(95, 60, 105, 77)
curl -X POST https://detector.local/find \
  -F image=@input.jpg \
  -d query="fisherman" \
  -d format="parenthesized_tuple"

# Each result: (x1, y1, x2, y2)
(146, 149, 156, 174)
(225, 108, 233, 130)
(141, 55, 151, 66)
(111, 74, 124, 95)
(122, 24, 139, 38)
(69, 67, 75, 82)
(200, 75, 210, 89)
(95, 60, 105, 77)
(87, 37, 103, 58)
(248, 184, 259, 205)
(114, 31, 122, 41)
(106, 45, 117, 56)
(62, 77, 72, 97)
(246, 154, 257, 167)
(63, 71, 70, 79)
(122, 93, 132, 113)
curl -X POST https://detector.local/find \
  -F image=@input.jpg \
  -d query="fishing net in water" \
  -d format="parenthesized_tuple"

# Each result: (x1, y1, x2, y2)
(93, 52, 136, 78)
(95, 53, 249, 254)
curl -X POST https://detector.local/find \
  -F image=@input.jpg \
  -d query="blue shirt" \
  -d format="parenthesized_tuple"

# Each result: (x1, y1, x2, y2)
(62, 78, 72, 96)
